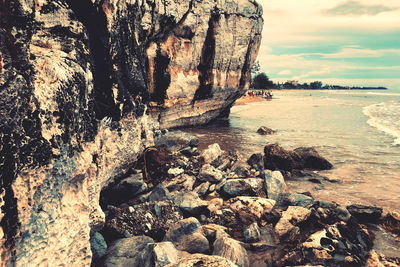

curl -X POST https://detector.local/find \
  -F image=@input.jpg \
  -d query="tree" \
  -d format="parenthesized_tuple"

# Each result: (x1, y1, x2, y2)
(252, 72, 274, 89)
(251, 60, 260, 76)
(310, 81, 322, 89)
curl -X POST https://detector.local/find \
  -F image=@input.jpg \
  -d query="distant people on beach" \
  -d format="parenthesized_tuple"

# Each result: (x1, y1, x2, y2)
(247, 90, 272, 100)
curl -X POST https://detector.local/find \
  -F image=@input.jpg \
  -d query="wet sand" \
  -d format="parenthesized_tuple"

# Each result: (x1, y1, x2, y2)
(234, 95, 266, 105)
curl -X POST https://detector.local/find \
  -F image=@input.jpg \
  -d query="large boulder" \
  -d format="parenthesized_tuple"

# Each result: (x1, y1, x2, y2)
(213, 231, 249, 267)
(346, 204, 383, 223)
(264, 144, 332, 172)
(221, 178, 265, 198)
(155, 131, 199, 152)
(263, 170, 288, 200)
(201, 143, 224, 164)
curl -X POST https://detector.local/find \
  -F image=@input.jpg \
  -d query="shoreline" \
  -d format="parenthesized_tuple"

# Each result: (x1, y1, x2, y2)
(234, 95, 266, 105)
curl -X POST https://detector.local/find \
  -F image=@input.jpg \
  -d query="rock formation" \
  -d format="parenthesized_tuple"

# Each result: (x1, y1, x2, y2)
(0, 0, 262, 265)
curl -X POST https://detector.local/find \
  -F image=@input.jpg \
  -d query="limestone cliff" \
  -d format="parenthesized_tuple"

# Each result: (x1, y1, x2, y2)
(0, 0, 262, 265)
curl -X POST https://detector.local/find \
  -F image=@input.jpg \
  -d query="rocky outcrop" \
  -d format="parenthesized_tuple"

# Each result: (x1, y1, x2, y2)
(0, 0, 262, 266)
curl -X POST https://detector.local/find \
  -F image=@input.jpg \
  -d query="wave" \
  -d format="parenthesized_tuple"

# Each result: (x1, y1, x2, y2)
(327, 90, 400, 97)
(363, 101, 400, 145)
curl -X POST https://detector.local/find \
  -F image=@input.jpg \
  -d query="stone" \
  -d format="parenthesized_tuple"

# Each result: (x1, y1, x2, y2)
(227, 197, 276, 224)
(233, 164, 251, 178)
(172, 191, 208, 215)
(151, 242, 182, 267)
(103, 236, 154, 267)
(102, 201, 182, 242)
(382, 211, 400, 235)
(168, 168, 185, 177)
(221, 178, 265, 198)
(346, 204, 383, 223)
(148, 184, 172, 202)
(90, 232, 107, 260)
(263, 170, 288, 200)
(275, 193, 315, 208)
(102, 175, 148, 206)
(165, 218, 209, 254)
(213, 232, 250, 267)
(247, 153, 264, 172)
(257, 126, 276, 135)
(264, 144, 332, 172)
(162, 174, 196, 192)
(244, 223, 261, 243)
(194, 182, 210, 197)
(201, 143, 223, 164)
(167, 254, 237, 267)
(275, 206, 311, 240)
(199, 164, 224, 183)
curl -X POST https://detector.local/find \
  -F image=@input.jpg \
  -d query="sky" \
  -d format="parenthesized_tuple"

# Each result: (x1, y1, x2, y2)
(255, 0, 400, 90)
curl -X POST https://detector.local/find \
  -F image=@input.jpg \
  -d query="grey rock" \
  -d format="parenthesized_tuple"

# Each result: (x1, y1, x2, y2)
(90, 232, 107, 260)
(162, 174, 196, 192)
(102, 175, 148, 205)
(346, 204, 383, 223)
(168, 254, 237, 267)
(168, 167, 185, 177)
(201, 143, 223, 164)
(194, 182, 210, 197)
(156, 131, 199, 152)
(104, 236, 154, 267)
(151, 242, 181, 267)
(263, 170, 288, 200)
(233, 163, 250, 178)
(276, 193, 315, 208)
(247, 153, 264, 172)
(199, 164, 224, 183)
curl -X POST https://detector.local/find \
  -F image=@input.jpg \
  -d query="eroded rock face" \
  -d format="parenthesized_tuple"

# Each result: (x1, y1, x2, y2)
(0, 0, 262, 265)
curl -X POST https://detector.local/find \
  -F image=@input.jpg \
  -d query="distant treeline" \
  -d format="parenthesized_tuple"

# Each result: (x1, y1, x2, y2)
(251, 72, 387, 90)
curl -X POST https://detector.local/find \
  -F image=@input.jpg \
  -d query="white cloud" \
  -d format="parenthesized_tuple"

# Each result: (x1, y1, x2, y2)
(325, 1, 397, 16)
(293, 68, 332, 80)
(278, 69, 292, 75)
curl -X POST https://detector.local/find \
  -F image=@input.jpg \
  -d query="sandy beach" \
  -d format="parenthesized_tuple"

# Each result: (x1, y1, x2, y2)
(234, 95, 266, 105)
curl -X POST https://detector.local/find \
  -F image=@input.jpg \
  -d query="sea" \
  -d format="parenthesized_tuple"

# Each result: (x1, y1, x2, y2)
(184, 89, 400, 212)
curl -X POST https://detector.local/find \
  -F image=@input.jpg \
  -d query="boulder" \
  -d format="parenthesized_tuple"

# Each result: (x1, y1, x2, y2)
(167, 254, 237, 267)
(103, 236, 154, 267)
(275, 193, 315, 208)
(201, 143, 223, 164)
(151, 242, 183, 267)
(172, 191, 208, 215)
(244, 222, 261, 243)
(257, 126, 276, 135)
(213, 232, 249, 267)
(346, 204, 383, 223)
(168, 168, 185, 177)
(221, 178, 265, 198)
(90, 232, 107, 260)
(101, 174, 147, 206)
(264, 144, 332, 172)
(102, 201, 182, 242)
(148, 184, 172, 202)
(162, 174, 196, 192)
(199, 164, 224, 183)
(263, 170, 288, 200)
(274, 206, 311, 241)
(382, 211, 400, 235)
(165, 217, 210, 254)
(194, 182, 210, 197)
(227, 197, 276, 224)
(233, 163, 251, 178)
(247, 153, 264, 172)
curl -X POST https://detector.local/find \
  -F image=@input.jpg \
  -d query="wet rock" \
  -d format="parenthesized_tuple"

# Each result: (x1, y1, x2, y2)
(102, 201, 182, 242)
(167, 254, 237, 267)
(213, 231, 250, 267)
(103, 236, 154, 267)
(263, 170, 288, 200)
(294, 147, 333, 170)
(233, 163, 251, 178)
(144, 146, 175, 185)
(90, 232, 107, 260)
(165, 217, 209, 254)
(276, 193, 315, 208)
(264, 144, 332, 172)
(221, 178, 265, 198)
(244, 222, 261, 243)
(346, 204, 383, 224)
(172, 191, 208, 215)
(257, 126, 276, 135)
(148, 184, 172, 202)
(382, 211, 400, 235)
(199, 164, 224, 183)
(155, 131, 199, 152)
(247, 153, 264, 172)
(201, 143, 223, 164)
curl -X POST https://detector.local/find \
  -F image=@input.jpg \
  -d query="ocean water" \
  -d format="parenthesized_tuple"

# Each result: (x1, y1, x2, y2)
(184, 90, 400, 211)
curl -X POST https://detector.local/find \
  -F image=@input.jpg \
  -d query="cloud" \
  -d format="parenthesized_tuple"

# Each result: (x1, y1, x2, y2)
(278, 69, 292, 75)
(325, 1, 397, 16)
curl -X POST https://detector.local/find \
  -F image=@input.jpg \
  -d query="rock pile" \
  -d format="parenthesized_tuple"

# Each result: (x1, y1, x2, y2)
(93, 131, 400, 267)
